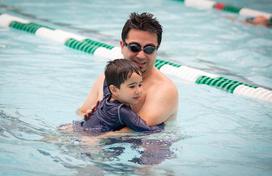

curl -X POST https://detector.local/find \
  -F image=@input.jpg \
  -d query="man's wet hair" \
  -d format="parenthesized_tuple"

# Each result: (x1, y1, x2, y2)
(122, 12, 163, 46)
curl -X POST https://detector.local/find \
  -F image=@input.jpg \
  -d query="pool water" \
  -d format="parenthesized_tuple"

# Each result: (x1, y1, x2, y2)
(0, 0, 272, 175)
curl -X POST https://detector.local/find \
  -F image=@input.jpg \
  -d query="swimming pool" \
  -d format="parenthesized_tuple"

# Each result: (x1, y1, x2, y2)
(0, 0, 272, 175)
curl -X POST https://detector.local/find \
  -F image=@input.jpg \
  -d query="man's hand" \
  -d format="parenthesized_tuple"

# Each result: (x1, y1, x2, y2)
(83, 100, 100, 121)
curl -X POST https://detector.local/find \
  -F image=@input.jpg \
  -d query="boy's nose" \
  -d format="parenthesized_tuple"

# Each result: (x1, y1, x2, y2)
(136, 87, 142, 95)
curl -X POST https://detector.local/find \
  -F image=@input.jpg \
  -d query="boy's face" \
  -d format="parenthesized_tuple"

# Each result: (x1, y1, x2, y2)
(116, 72, 143, 106)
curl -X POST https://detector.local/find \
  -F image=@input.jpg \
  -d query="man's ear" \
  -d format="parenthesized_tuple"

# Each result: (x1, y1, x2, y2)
(120, 40, 124, 54)
(109, 85, 118, 96)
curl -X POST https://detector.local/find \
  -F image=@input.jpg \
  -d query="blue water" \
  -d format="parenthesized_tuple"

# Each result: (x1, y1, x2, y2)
(0, 0, 272, 175)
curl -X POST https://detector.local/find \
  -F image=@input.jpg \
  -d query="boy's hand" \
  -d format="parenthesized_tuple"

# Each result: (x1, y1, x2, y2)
(83, 100, 100, 121)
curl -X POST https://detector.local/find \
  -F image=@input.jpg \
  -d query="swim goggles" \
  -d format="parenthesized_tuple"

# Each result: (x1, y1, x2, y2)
(123, 41, 158, 54)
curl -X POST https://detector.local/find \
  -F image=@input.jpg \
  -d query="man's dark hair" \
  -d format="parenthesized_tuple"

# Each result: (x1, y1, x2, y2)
(105, 59, 142, 93)
(121, 12, 163, 46)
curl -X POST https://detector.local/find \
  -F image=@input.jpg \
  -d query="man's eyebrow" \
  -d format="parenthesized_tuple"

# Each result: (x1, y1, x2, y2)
(129, 42, 155, 46)
(144, 43, 156, 47)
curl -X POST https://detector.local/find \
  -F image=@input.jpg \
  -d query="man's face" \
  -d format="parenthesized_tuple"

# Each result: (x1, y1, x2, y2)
(120, 29, 158, 76)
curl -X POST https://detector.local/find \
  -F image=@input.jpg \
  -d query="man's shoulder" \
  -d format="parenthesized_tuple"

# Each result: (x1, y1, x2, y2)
(147, 70, 178, 96)
(154, 70, 177, 89)
(142, 69, 178, 122)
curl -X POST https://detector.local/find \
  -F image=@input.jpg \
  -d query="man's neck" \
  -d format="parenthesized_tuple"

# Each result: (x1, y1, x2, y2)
(142, 66, 156, 81)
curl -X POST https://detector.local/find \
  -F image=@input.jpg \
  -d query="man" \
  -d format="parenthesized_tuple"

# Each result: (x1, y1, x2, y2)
(77, 12, 178, 129)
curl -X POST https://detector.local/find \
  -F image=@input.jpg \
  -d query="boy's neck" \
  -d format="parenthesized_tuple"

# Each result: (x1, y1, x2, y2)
(109, 95, 130, 107)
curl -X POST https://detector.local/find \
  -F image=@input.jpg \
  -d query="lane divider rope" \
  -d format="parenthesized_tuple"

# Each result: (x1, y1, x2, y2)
(175, 0, 272, 21)
(0, 13, 271, 103)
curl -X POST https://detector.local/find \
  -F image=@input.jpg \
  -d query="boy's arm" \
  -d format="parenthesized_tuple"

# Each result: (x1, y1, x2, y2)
(120, 106, 165, 132)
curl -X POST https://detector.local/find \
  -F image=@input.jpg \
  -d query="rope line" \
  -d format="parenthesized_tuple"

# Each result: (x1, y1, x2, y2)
(0, 13, 271, 103)
(175, 0, 272, 21)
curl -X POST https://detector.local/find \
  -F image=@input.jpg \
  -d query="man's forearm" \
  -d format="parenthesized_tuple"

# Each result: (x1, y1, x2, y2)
(98, 127, 133, 138)
(76, 108, 85, 117)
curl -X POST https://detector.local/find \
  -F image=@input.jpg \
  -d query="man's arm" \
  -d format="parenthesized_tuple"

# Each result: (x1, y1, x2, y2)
(77, 73, 105, 117)
(137, 83, 178, 126)
(120, 106, 165, 132)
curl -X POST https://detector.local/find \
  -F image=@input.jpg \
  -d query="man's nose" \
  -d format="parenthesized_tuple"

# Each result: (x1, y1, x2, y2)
(136, 50, 145, 60)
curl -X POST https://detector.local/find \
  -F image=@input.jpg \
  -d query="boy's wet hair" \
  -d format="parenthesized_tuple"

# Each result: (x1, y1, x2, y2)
(105, 59, 142, 92)
(122, 12, 163, 46)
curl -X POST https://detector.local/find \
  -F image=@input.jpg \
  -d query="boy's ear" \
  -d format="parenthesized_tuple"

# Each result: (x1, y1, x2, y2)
(109, 85, 118, 96)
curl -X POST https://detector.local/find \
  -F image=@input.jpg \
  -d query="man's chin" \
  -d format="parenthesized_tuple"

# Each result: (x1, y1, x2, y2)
(140, 68, 146, 73)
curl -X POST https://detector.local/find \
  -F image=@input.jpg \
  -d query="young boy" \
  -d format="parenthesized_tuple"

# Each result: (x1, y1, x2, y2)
(73, 59, 165, 135)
